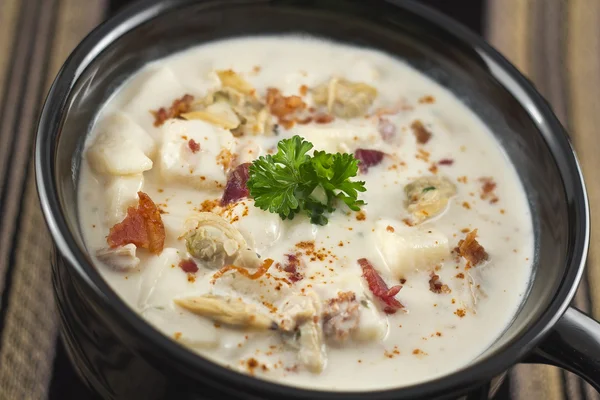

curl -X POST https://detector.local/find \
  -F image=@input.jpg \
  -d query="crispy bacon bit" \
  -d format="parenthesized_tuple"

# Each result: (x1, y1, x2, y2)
(454, 309, 466, 318)
(211, 258, 274, 283)
(457, 229, 489, 265)
(438, 158, 454, 166)
(323, 291, 360, 343)
(354, 149, 385, 173)
(151, 94, 194, 127)
(386, 225, 395, 232)
(179, 258, 199, 273)
(429, 273, 451, 294)
(358, 258, 403, 314)
(188, 139, 200, 153)
(411, 120, 432, 144)
(314, 113, 334, 124)
(107, 192, 165, 254)
(356, 211, 366, 221)
(479, 177, 499, 203)
(221, 163, 250, 206)
(280, 254, 304, 283)
(378, 118, 397, 143)
(266, 87, 306, 128)
(299, 84, 308, 96)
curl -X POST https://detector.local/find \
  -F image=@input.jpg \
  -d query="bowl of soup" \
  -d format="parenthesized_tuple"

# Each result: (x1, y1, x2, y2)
(35, 0, 600, 399)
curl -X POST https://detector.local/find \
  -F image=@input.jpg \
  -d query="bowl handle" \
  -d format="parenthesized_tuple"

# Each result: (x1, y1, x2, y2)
(526, 306, 600, 391)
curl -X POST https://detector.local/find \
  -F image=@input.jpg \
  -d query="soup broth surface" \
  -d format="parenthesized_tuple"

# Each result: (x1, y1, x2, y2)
(78, 36, 533, 391)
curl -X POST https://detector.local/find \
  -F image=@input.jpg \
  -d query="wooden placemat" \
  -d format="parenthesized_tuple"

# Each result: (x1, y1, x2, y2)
(0, 0, 597, 398)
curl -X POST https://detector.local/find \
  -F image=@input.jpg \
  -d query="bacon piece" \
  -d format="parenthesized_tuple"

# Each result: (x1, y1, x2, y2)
(438, 158, 454, 166)
(378, 118, 397, 143)
(429, 273, 451, 294)
(354, 149, 385, 173)
(358, 258, 403, 314)
(188, 139, 200, 153)
(411, 120, 432, 144)
(211, 258, 274, 283)
(151, 94, 194, 127)
(280, 254, 304, 283)
(457, 229, 489, 265)
(107, 192, 165, 254)
(221, 163, 251, 206)
(314, 113, 334, 124)
(479, 177, 498, 203)
(266, 88, 306, 128)
(179, 258, 199, 273)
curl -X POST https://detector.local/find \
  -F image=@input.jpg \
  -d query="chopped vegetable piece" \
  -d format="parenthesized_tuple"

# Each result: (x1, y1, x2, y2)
(354, 149, 385, 173)
(247, 136, 366, 225)
(221, 163, 251, 206)
(358, 258, 404, 314)
(107, 192, 165, 254)
(457, 229, 488, 265)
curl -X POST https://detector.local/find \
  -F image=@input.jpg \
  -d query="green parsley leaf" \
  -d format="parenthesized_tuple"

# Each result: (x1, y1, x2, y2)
(247, 135, 366, 225)
(422, 186, 436, 192)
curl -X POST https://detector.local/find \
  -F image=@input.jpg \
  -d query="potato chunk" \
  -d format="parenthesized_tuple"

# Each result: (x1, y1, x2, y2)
(404, 176, 457, 224)
(374, 220, 450, 279)
(87, 113, 155, 176)
(159, 119, 235, 189)
(104, 174, 144, 226)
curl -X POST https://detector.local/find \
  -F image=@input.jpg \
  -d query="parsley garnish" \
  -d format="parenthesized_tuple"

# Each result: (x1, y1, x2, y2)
(247, 136, 366, 225)
(422, 186, 436, 192)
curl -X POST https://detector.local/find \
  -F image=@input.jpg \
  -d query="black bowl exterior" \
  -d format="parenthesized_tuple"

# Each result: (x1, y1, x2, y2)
(36, 0, 590, 399)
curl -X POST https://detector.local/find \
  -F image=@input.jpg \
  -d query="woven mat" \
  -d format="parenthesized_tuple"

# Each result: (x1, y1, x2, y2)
(0, 0, 598, 399)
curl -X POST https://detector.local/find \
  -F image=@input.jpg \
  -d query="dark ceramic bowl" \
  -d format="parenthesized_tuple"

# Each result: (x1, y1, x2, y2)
(35, 0, 600, 399)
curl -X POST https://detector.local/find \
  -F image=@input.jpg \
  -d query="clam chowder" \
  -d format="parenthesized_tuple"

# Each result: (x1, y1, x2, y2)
(78, 36, 534, 391)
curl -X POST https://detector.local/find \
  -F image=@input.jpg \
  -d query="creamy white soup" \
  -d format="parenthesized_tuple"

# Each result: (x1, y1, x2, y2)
(78, 36, 534, 391)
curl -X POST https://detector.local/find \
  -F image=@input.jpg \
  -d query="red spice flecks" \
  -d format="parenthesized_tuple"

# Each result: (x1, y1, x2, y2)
(354, 149, 385, 173)
(107, 192, 165, 254)
(221, 163, 251, 206)
(179, 258, 199, 273)
(358, 258, 404, 314)
(378, 118, 397, 143)
(188, 139, 200, 153)
(282, 254, 304, 283)
(438, 158, 454, 166)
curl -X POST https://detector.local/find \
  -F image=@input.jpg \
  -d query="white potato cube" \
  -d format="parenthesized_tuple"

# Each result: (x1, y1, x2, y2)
(222, 200, 282, 254)
(138, 248, 185, 308)
(87, 113, 155, 176)
(159, 119, 235, 190)
(292, 120, 379, 154)
(104, 174, 144, 225)
(95, 244, 140, 272)
(353, 298, 388, 342)
(374, 220, 449, 279)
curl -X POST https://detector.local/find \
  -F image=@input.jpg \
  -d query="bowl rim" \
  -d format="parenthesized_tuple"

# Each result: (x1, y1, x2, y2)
(35, 0, 590, 398)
